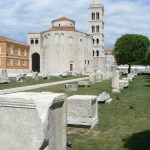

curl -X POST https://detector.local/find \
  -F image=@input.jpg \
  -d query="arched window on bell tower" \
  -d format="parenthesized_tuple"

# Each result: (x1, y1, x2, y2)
(96, 50, 99, 57)
(93, 50, 95, 56)
(96, 39, 99, 45)
(92, 26, 95, 33)
(96, 25, 100, 32)
(93, 39, 95, 44)
(96, 12, 100, 20)
(92, 12, 95, 20)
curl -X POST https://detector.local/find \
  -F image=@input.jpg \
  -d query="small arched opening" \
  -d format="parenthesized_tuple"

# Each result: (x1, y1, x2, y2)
(96, 50, 99, 57)
(35, 39, 39, 44)
(96, 12, 100, 20)
(92, 12, 95, 20)
(92, 26, 95, 33)
(96, 25, 100, 32)
(96, 39, 99, 45)
(30, 39, 34, 44)
(93, 50, 95, 56)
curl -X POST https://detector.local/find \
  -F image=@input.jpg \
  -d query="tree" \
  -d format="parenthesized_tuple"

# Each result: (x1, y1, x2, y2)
(146, 47, 150, 64)
(113, 34, 150, 73)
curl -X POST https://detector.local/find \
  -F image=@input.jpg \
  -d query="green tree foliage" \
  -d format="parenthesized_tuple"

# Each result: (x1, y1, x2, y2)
(146, 47, 150, 64)
(113, 34, 150, 65)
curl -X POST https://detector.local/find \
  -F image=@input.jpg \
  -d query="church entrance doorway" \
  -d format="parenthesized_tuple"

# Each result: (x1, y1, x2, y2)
(32, 53, 40, 72)
(70, 64, 73, 71)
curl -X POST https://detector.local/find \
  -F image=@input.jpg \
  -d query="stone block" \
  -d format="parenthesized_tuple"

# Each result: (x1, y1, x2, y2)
(97, 92, 112, 103)
(67, 95, 98, 128)
(122, 77, 132, 82)
(119, 80, 129, 89)
(78, 81, 91, 87)
(16, 74, 27, 82)
(32, 72, 39, 80)
(65, 84, 78, 91)
(0, 92, 67, 150)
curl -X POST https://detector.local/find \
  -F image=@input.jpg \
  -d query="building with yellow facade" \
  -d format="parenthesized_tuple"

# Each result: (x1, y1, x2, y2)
(0, 36, 30, 74)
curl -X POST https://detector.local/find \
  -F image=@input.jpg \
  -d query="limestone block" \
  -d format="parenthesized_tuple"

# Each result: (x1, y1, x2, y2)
(0, 92, 67, 150)
(65, 84, 78, 91)
(105, 98, 113, 104)
(16, 74, 27, 82)
(119, 80, 129, 89)
(123, 77, 132, 82)
(32, 72, 39, 80)
(97, 92, 112, 103)
(119, 80, 124, 89)
(78, 81, 91, 87)
(67, 95, 98, 128)
(127, 74, 133, 81)
(41, 72, 50, 80)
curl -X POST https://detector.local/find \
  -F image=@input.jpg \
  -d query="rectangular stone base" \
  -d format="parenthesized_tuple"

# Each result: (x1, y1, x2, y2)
(67, 95, 98, 128)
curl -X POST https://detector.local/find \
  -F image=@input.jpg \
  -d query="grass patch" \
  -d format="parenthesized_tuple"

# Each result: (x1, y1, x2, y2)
(30, 75, 150, 150)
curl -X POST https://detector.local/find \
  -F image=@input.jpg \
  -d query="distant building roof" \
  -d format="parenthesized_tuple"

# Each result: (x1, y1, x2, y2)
(0, 36, 17, 42)
(104, 49, 113, 53)
(52, 17, 75, 23)
(0, 35, 29, 46)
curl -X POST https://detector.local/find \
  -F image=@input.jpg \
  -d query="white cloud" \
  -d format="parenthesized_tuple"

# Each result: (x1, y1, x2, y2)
(0, 0, 150, 48)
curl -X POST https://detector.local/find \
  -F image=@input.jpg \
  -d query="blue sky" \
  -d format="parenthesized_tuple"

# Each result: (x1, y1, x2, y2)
(0, 0, 150, 48)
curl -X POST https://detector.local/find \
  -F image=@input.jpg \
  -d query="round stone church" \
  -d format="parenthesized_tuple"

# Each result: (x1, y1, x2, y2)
(27, 17, 93, 74)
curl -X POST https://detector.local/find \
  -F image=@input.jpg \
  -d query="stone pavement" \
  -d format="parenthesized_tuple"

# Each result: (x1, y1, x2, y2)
(0, 77, 89, 95)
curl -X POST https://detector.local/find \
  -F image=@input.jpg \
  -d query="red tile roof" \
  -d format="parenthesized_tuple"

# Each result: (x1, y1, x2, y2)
(52, 17, 75, 23)
(0, 35, 29, 46)
(0, 36, 17, 42)
(104, 49, 113, 53)
(48, 26, 79, 32)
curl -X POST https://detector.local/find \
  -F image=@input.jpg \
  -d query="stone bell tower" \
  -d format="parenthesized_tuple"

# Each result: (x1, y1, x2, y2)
(89, 0, 105, 71)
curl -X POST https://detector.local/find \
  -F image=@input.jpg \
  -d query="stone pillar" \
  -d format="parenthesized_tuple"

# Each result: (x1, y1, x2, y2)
(0, 92, 67, 150)
(0, 69, 10, 83)
(89, 72, 96, 83)
(112, 70, 120, 93)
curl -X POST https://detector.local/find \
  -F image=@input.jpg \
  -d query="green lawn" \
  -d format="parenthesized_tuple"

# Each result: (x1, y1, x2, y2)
(0, 76, 81, 90)
(30, 75, 150, 150)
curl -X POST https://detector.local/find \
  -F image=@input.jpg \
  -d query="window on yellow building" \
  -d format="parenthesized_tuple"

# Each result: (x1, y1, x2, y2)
(10, 59, 13, 66)
(18, 60, 20, 66)
(24, 50, 27, 56)
(10, 46, 14, 55)
(24, 60, 27, 66)
(0, 45, 2, 54)
(0, 58, 1, 65)
(18, 48, 21, 56)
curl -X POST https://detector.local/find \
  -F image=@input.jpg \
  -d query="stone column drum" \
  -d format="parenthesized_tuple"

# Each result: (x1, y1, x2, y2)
(67, 95, 98, 128)
(0, 92, 67, 150)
